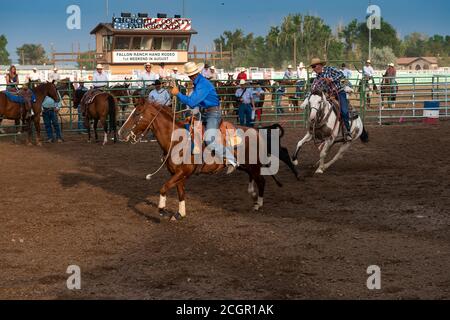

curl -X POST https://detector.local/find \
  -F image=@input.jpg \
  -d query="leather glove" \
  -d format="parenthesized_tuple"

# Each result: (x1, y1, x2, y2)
(171, 86, 180, 96)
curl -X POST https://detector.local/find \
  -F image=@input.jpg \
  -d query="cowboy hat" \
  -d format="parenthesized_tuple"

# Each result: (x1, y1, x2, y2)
(298, 62, 305, 68)
(366, 60, 372, 64)
(239, 79, 246, 85)
(172, 67, 178, 71)
(32, 67, 37, 71)
(210, 66, 216, 70)
(287, 65, 293, 69)
(96, 64, 104, 69)
(204, 64, 211, 69)
(388, 63, 395, 67)
(53, 67, 58, 71)
(183, 62, 204, 77)
(240, 68, 246, 72)
(144, 62, 152, 67)
(309, 57, 326, 67)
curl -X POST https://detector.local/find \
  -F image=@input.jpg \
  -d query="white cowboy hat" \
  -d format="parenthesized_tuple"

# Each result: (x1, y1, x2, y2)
(366, 60, 372, 64)
(32, 67, 37, 71)
(144, 62, 152, 67)
(298, 62, 305, 68)
(240, 68, 246, 72)
(210, 66, 216, 70)
(239, 79, 246, 85)
(172, 67, 178, 71)
(388, 63, 395, 67)
(183, 62, 204, 77)
(53, 67, 58, 71)
(96, 64, 104, 69)
(287, 65, 293, 69)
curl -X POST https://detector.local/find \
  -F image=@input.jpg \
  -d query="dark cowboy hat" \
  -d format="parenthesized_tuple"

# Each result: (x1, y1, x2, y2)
(204, 64, 211, 69)
(155, 80, 162, 85)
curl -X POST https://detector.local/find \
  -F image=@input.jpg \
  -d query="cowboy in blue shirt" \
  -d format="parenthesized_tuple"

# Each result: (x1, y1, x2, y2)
(42, 95, 63, 143)
(310, 58, 352, 142)
(171, 62, 237, 174)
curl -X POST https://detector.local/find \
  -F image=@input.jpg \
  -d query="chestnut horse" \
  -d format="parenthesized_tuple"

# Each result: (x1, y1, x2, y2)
(0, 82, 60, 145)
(118, 99, 284, 221)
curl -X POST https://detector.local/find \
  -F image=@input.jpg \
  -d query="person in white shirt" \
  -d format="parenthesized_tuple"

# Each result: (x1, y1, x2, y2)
(140, 63, 159, 87)
(158, 63, 169, 80)
(363, 59, 377, 91)
(93, 64, 109, 88)
(171, 67, 181, 80)
(28, 68, 41, 82)
(148, 80, 171, 107)
(295, 62, 308, 100)
(296, 62, 307, 80)
(48, 67, 61, 82)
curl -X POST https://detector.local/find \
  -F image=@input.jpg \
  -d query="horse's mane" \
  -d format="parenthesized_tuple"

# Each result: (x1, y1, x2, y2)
(145, 100, 175, 119)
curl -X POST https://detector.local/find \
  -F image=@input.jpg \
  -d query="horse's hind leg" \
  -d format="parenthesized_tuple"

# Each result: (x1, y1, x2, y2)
(279, 146, 300, 179)
(176, 180, 186, 219)
(323, 143, 351, 172)
(159, 171, 185, 220)
(101, 118, 108, 146)
(292, 132, 312, 165)
(252, 170, 265, 211)
(93, 119, 99, 143)
(247, 175, 257, 200)
(34, 116, 42, 146)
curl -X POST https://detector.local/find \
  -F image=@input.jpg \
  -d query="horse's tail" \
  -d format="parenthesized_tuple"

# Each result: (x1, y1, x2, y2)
(107, 95, 116, 134)
(360, 125, 369, 143)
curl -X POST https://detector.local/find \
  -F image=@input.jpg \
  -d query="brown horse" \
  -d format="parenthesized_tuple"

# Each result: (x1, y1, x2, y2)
(0, 82, 60, 145)
(118, 99, 284, 221)
(75, 91, 116, 145)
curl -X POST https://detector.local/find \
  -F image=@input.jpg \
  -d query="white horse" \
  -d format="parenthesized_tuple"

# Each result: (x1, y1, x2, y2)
(292, 91, 369, 174)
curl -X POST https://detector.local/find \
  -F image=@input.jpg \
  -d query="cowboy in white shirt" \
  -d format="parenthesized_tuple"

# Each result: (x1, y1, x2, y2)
(93, 64, 109, 88)
(140, 63, 159, 87)
(28, 68, 41, 82)
(48, 67, 61, 82)
(296, 62, 307, 80)
(363, 60, 375, 78)
(171, 67, 182, 80)
(158, 63, 169, 79)
(148, 80, 171, 107)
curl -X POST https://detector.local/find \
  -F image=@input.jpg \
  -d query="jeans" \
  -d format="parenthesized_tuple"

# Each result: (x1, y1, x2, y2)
(275, 94, 284, 114)
(238, 103, 253, 127)
(77, 105, 86, 131)
(338, 91, 351, 131)
(203, 110, 236, 165)
(42, 109, 62, 141)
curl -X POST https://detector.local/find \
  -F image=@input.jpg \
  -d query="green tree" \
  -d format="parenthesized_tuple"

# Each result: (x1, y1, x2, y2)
(371, 46, 397, 69)
(401, 32, 428, 57)
(339, 19, 360, 60)
(77, 51, 96, 70)
(0, 35, 11, 65)
(16, 44, 47, 65)
(356, 18, 402, 58)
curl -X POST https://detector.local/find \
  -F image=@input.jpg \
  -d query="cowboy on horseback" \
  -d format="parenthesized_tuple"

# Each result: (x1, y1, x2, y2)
(309, 57, 352, 142)
(170, 62, 238, 174)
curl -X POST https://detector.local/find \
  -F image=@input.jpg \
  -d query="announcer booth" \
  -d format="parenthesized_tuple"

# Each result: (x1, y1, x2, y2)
(90, 13, 197, 75)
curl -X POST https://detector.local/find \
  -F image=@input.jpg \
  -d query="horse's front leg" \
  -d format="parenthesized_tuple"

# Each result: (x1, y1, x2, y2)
(158, 171, 186, 220)
(93, 119, 99, 143)
(175, 180, 186, 220)
(34, 114, 42, 146)
(292, 132, 312, 166)
(102, 118, 108, 146)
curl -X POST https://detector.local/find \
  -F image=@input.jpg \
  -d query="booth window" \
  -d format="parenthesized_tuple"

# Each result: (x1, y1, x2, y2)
(153, 37, 163, 50)
(162, 38, 172, 50)
(173, 37, 188, 50)
(131, 37, 142, 50)
(102, 35, 113, 52)
(115, 36, 131, 50)
(141, 36, 153, 50)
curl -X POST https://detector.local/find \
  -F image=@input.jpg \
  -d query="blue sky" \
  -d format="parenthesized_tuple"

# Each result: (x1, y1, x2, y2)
(1, 0, 449, 63)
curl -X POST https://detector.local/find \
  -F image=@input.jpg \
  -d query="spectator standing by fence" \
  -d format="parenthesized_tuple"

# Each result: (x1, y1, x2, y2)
(42, 95, 63, 143)
(235, 80, 255, 127)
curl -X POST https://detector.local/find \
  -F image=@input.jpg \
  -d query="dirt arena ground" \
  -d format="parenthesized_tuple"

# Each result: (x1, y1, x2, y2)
(0, 121, 449, 300)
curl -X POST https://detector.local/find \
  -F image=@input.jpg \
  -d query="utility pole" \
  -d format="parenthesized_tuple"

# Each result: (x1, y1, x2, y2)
(293, 33, 297, 68)
(182, 0, 186, 17)
(106, 0, 109, 20)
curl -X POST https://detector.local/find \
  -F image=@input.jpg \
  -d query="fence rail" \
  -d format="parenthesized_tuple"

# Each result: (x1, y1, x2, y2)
(0, 75, 449, 141)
